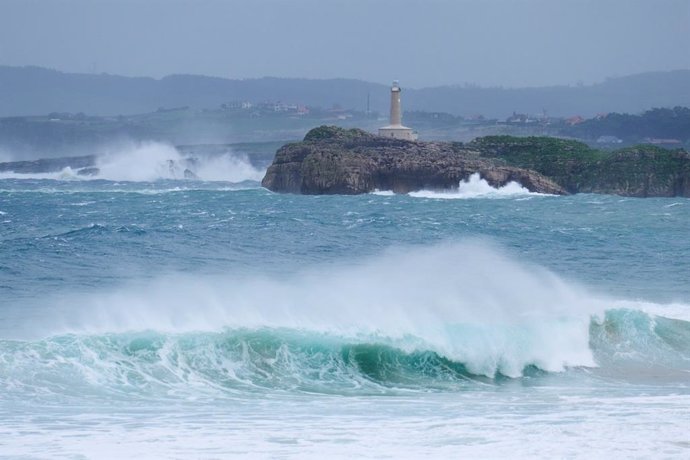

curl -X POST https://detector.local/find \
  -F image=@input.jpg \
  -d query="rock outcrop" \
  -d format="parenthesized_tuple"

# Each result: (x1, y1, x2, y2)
(261, 126, 567, 195)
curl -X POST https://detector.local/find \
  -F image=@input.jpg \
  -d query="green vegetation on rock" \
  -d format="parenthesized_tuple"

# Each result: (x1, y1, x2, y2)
(470, 135, 690, 196)
(469, 136, 603, 192)
(303, 125, 373, 142)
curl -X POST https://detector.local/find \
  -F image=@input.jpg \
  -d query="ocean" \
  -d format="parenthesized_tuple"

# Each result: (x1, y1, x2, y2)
(1, 147, 689, 458)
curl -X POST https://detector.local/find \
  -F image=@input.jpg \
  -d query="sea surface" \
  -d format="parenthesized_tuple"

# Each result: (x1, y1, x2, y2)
(1, 148, 689, 458)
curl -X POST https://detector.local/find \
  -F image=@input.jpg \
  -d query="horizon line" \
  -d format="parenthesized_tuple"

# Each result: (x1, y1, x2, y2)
(2, 64, 689, 92)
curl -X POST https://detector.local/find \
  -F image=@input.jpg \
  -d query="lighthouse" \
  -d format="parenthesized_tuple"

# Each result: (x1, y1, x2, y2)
(378, 80, 417, 141)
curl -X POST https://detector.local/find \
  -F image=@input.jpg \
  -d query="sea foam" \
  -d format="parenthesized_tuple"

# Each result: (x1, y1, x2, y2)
(409, 173, 546, 199)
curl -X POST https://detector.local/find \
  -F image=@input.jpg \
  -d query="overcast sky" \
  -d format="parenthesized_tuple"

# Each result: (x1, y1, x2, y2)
(1, 0, 688, 88)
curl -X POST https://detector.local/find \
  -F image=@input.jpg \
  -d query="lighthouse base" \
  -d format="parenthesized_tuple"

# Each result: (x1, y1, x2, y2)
(378, 125, 418, 141)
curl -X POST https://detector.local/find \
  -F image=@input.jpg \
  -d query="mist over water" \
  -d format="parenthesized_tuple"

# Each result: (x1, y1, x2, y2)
(0, 148, 13, 163)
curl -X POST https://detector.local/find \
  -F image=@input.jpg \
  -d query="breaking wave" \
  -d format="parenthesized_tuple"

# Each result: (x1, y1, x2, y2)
(93, 142, 264, 182)
(408, 173, 547, 199)
(2, 310, 688, 401)
(3, 241, 688, 400)
(0, 141, 265, 183)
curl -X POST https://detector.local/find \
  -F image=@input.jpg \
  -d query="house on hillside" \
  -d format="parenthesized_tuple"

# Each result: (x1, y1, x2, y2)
(597, 135, 623, 144)
(645, 138, 682, 146)
(507, 112, 530, 124)
(566, 116, 585, 126)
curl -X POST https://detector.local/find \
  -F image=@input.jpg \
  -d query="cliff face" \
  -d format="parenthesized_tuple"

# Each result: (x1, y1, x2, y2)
(261, 126, 567, 195)
(581, 148, 690, 197)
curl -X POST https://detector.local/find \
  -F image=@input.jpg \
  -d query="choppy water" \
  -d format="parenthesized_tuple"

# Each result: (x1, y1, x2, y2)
(1, 155, 689, 458)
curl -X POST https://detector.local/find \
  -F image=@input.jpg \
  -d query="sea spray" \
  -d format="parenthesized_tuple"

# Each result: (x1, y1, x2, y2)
(0, 140, 265, 182)
(35, 241, 602, 377)
(95, 142, 189, 181)
(408, 173, 547, 199)
(95, 141, 264, 182)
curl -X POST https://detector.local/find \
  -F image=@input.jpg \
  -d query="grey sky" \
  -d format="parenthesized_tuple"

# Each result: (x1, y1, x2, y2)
(1, 0, 688, 88)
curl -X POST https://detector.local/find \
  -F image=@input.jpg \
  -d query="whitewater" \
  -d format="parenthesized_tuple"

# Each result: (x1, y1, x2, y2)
(1, 149, 689, 458)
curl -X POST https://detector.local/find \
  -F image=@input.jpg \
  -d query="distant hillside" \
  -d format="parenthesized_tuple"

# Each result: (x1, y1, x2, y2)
(0, 66, 385, 118)
(0, 66, 689, 118)
(408, 71, 690, 119)
(563, 107, 690, 143)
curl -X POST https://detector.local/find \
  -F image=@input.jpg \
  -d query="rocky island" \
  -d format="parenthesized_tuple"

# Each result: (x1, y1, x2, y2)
(261, 126, 690, 197)
(261, 126, 566, 195)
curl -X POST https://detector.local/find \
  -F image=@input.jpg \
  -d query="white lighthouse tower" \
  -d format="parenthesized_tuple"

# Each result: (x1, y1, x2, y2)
(378, 80, 417, 141)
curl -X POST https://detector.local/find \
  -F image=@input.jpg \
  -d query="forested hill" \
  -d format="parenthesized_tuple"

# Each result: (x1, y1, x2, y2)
(1, 66, 689, 118)
(563, 107, 690, 142)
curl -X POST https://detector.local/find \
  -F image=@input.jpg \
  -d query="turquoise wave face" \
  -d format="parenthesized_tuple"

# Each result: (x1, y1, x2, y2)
(590, 309, 690, 374)
(2, 309, 688, 403)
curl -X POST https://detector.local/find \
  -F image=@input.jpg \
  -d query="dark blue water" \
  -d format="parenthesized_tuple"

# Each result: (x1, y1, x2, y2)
(2, 179, 689, 301)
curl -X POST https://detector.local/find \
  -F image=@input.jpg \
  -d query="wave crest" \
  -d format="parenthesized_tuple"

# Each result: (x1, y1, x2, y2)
(21, 241, 599, 379)
(3, 309, 688, 401)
